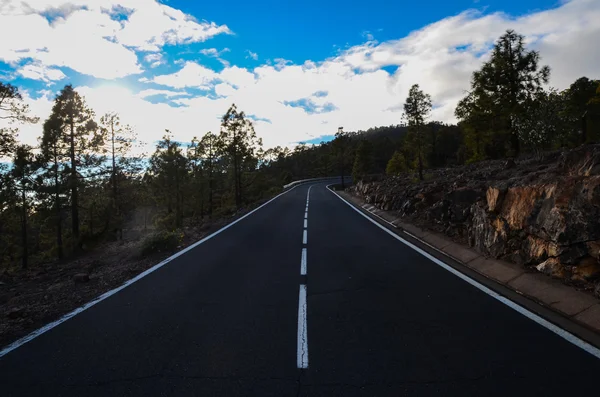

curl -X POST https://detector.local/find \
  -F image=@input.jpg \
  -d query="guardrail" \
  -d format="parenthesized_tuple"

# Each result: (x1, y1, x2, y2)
(283, 176, 352, 190)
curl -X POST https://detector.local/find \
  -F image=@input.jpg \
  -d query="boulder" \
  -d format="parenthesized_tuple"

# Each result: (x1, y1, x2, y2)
(536, 258, 566, 279)
(572, 257, 600, 282)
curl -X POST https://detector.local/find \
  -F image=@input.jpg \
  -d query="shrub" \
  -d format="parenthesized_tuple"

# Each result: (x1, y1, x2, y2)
(140, 230, 183, 257)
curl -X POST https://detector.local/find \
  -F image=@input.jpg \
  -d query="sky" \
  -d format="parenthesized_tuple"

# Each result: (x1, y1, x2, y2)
(1, 0, 599, 153)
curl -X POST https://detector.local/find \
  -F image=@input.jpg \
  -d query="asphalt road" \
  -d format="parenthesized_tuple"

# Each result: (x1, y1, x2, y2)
(1, 182, 600, 396)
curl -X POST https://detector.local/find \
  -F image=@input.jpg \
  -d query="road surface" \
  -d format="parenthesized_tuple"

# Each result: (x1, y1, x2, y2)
(1, 182, 600, 396)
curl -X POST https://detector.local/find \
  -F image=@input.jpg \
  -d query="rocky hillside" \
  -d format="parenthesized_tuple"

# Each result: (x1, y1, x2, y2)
(349, 144, 600, 296)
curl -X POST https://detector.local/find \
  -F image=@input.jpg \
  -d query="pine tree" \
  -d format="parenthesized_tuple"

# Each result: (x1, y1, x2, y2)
(39, 116, 68, 259)
(189, 131, 221, 218)
(465, 30, 550, 156)
(11, 145, 38, 268)
(98, 112, 140, 238)
(149, 132, 189, 229)
(331, 128, 352, 188)
(219, 104, 262, 209)
(352, 139, 374, 181)
(46, 85, 100, 248)
(403, 84, 432, 180)
(386, 151, 407, 175)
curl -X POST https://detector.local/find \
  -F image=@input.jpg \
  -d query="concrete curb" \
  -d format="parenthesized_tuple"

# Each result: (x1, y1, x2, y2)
(339, 191, 600, 336)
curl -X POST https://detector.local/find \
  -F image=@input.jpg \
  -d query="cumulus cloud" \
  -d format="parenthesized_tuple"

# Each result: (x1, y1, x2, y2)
(0, 0, 230, 78)
(8, 0, 600, 151)
(151, 61, 218, 89)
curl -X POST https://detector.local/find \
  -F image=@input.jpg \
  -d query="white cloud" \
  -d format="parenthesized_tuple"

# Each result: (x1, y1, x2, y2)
(200, 48, 219, 56)
(246, 50, 258, 60)
(144, 52, 164, 68)
(199, 47, 231, 66)
(0, 0, 230, 78)
(136, 88, 191, 99)
(214, 83, 237, 97)
(151, 61, 218, 88)
(115, 1, 231, 51)
(10, 0, 600, 152)
(17, 62, 66, 82)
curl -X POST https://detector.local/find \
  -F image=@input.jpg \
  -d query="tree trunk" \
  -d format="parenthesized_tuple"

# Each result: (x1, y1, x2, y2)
(54, 151, 63, 260)
(21, 186, 28, 269)
(111, 120, 121, 239)
(237, 168, 243, 208)
(208, 146, 214, 219)
(208, 174, 213, 219)
(175, 169, 182, 228)
(233, 152, 241, 209)
(69, 119, 80, 246)
(417, 125, 424, 181)
(507, 42, 520, 157)
(340, 148, 346, 189)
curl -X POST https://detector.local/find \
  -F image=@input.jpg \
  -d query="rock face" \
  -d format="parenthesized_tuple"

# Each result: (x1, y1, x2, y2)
(349, 144, 600, 290)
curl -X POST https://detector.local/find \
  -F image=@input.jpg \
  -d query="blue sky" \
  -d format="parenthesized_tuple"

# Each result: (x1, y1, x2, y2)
(178, 0, 554, 63)
(1, 0, 598, 151)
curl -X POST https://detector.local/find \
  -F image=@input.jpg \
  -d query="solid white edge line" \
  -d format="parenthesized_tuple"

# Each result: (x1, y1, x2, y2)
(326, 184, 600, 360)
(297, 284, 309, 368)
(0, 183, 309, 360)
(301, 248, 307, 275)
(302, 229, 308, 244)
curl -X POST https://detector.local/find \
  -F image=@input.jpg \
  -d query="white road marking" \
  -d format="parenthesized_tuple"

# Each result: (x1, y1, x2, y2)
(327, 185, 600, 360)
(0, 184, 308, 359)
(301, 248, 307, 275)
(296, 184, 312, 368)
(297, 284, 309, 368)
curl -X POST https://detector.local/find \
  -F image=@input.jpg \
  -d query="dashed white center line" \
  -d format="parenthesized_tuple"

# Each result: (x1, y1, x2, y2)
(297, 185, 312, 369)
(297, 284, 308, 368)
(301, 248, 307, 275)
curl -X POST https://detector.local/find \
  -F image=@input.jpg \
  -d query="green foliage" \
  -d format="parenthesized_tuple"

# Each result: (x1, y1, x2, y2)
(220, 104, 263, 209)
(458, 30, 550, 157)
(140, 230, 183, 257)
(148, 132, 189, 229)
(352, 139, 374, 181)
(330, 128, 353, 187)
(386, 151, 407, 175)
(43, 84, 101, 247)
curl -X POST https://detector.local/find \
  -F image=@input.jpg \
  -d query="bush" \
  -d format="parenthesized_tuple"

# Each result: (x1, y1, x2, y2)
(140, 230, 183, 257)
(153, 213, 177, 231)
